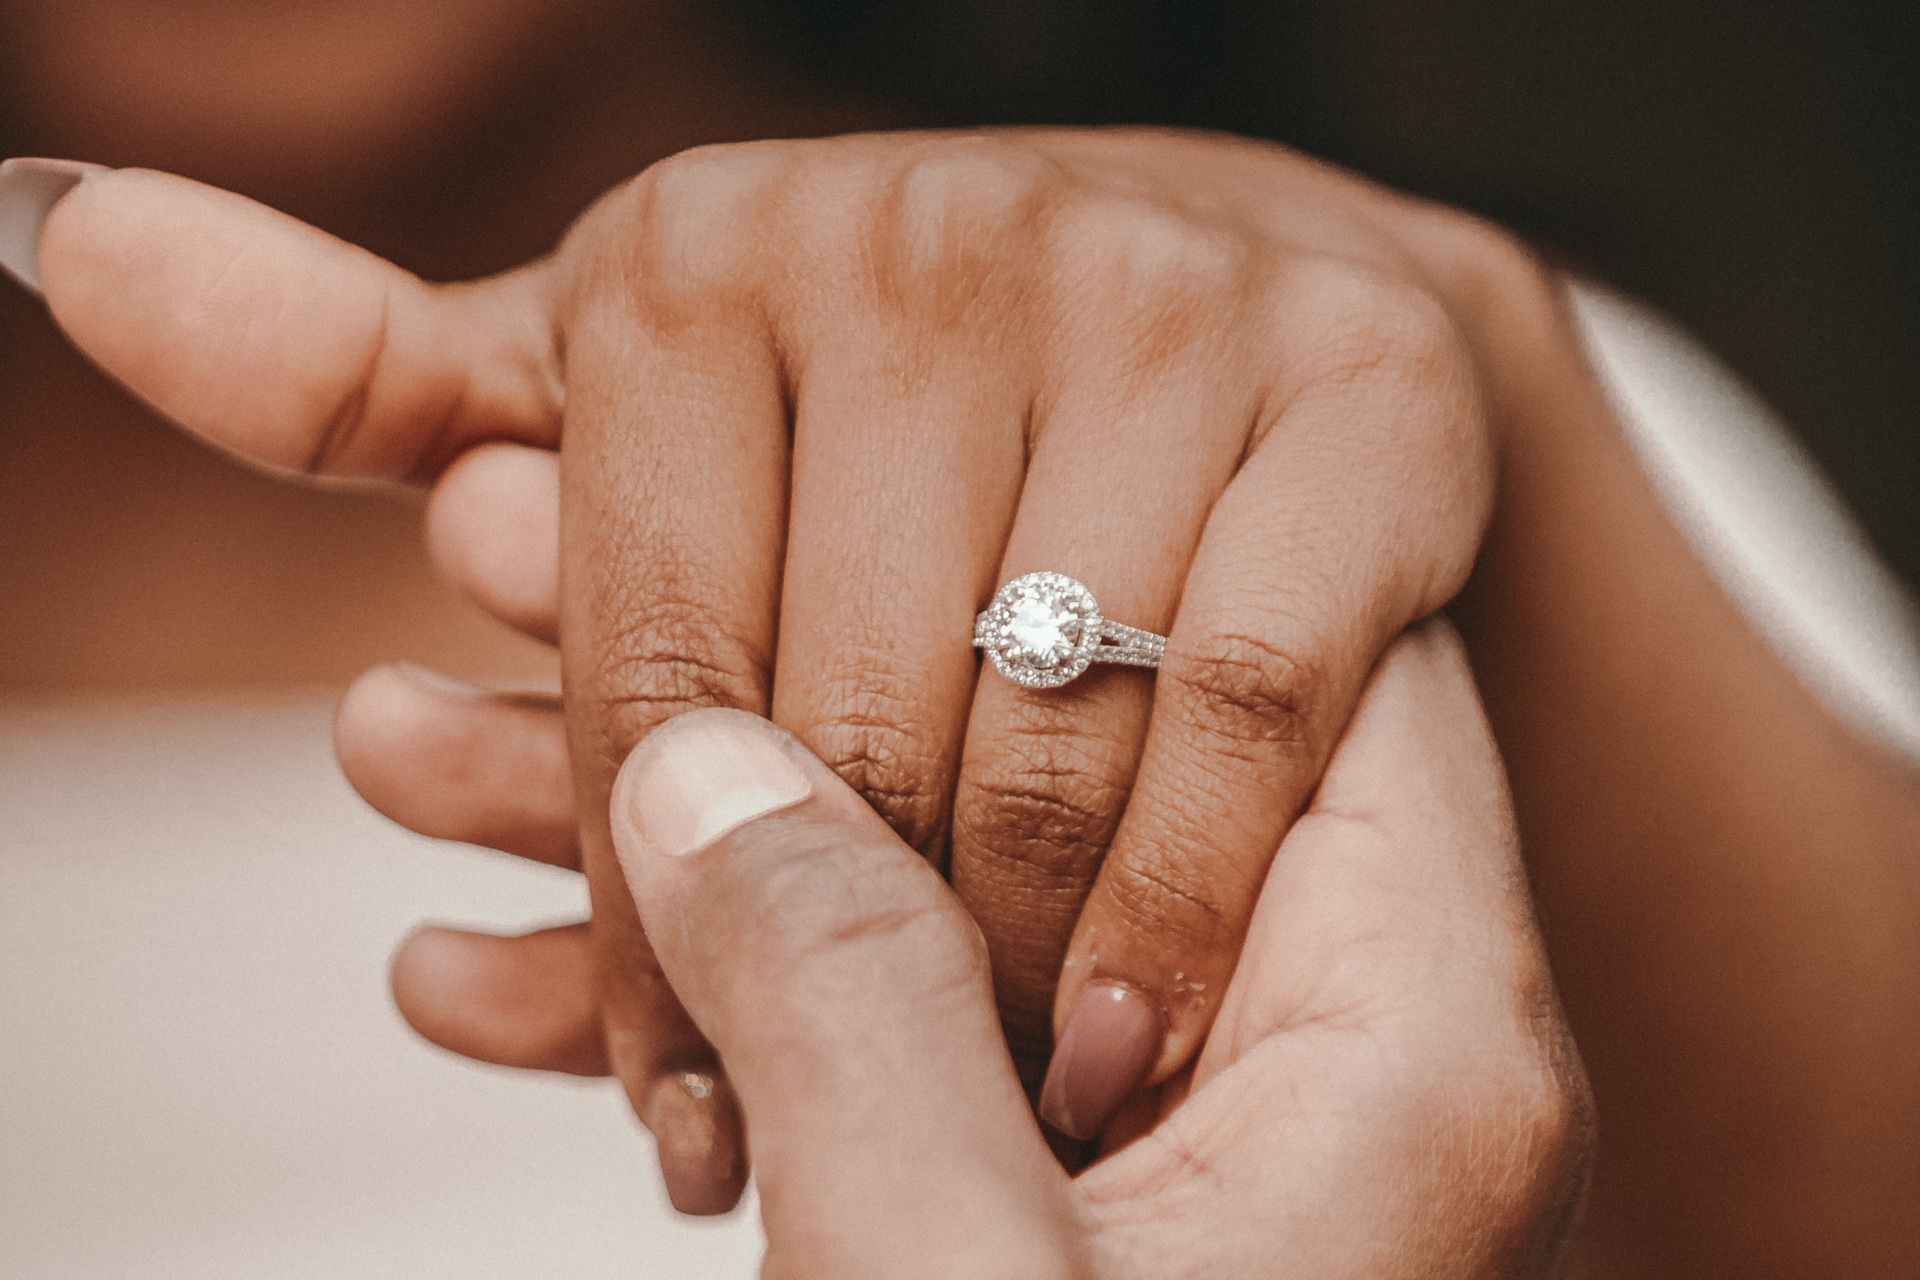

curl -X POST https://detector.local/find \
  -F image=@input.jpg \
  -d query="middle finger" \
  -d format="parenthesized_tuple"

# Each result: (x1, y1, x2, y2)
(767, 144, 1042, 857)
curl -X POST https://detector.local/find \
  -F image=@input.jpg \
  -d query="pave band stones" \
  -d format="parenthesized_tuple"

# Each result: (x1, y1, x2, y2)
(972, 572, 1167, 689)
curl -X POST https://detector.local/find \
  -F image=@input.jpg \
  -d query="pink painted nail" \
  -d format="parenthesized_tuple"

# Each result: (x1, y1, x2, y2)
(0, 158, 109, 296)
(645, 1069, 748, 1217)
(1038, 982, 1165, 1141)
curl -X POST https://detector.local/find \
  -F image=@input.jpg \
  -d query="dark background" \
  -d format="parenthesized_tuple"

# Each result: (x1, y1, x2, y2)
(748, 0, 1919, 590)
(1, 0, 1911, 604)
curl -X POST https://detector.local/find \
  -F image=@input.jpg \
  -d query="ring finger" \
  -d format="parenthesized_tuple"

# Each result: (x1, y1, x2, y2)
(948, 303, 1265, 1098)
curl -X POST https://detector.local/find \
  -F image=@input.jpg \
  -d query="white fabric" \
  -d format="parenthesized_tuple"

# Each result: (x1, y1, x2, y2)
(1569, 282, 1920, 762)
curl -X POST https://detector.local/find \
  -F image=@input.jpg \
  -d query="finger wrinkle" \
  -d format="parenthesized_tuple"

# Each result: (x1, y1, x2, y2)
(1157, 631, 1323, 757)
(699, 845, 983, 1008)
(957, 773, 1128, 875)
(304, 275, 391, 475)
(587, 674, 765, 772)
(1099, 854, 1232, 950)
(957, 842, 1109, 902)
(400, 362, 473, 486)
(583, 587, 773, 752)
(809, 718, 951, 855)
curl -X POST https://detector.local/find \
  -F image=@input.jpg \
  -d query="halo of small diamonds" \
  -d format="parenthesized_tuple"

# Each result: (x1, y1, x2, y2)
(975, 572, 1102, 689)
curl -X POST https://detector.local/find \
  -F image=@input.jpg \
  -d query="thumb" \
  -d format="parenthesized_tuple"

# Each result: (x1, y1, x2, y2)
(7, 158, 560, 482)
(610, 708, 1083, 1280)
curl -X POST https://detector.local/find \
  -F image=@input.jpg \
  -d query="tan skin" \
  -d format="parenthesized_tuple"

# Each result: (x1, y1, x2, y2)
(7, 4, 1918, 1273)
(389, 140, 1920, 1272)
(0, 0, 885, 689)
(35, 137, 1509, 1209)
(1457, 290, 1920, 1276)
(596, 629, 1590, 1277)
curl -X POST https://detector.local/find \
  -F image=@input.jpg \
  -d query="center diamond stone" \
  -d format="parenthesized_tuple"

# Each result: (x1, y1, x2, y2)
(1007, 592, 1077, 666)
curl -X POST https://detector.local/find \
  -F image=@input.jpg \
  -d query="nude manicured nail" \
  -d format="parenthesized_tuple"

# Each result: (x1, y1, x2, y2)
(1038, 983, 1165, 1141)
(618, 712, 813, 860)
(0, 158, 108, 296)
(646, 1069, 748, 1216)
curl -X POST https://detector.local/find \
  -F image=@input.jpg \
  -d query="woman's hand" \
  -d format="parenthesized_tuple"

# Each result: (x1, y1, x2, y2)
(536, 129, 1512, 1136)
(597, 623, 1591, 1276)
(24, 130, 1546, 1202)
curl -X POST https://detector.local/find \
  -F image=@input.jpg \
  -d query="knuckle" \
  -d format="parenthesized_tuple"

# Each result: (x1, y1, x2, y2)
(954, 726, 1135, 891)
(1158, 630, 1322, 763)
(1054, 194, 1244, 293)
(869, 137, 1056, 322)
(1255, 258, 1489, 532)
(892, 136, 1054, 231)
(1414, 205, 1555, 314)
(1509, 954, 1598, 1169)
(805, 708, 950, 858)
(1415, 1067, 1592, 1257)
(1460, 1049, 1596, 1237)
(600, 140, 797, 313)
(789, 624, 956, 855)
(948, 707, 1140, 1054)
(1452, 216, 1539, 289)
(1287, 257, 1466, 391)
(1048, 195, 1252, 366)
(722, 838, 986, 1000)
(586, 591, 768, 768)
(1511, 1054, 1594, 1183)
(1424, 946, 1596, 1219)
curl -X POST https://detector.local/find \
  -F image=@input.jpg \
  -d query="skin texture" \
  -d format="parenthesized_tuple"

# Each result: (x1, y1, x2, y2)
(0, 0, 891, 693)
(604, 627, 1589, 1278)
(23, 130, 1920, 1271)
(545, 128, 1502, 1150)
(30, 134, 1511, 1195)
(1448, 286, 1920, 1276)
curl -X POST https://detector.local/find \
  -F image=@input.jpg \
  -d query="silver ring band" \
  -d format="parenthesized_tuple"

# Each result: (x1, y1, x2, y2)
(972, 572, 1167, 689)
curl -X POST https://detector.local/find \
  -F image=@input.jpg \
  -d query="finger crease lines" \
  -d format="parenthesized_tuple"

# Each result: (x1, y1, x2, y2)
(307, 282, 394, 475)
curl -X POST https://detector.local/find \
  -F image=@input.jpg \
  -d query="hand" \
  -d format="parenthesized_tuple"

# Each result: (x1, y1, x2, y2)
(27, 130, 1545, 1201)
(22, 122, 1920, 1267)
(599, 623, 1591, 1275)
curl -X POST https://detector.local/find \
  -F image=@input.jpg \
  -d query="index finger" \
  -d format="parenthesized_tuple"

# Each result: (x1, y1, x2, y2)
(19, 161, 562, 481)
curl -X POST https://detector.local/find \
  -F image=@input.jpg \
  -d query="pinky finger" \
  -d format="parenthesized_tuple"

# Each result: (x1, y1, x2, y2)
(392, 923, 607, 1075)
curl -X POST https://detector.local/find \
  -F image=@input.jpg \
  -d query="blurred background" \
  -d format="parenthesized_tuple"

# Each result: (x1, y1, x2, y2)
(0, 5, 1911, 1273)
(1, 0, 1914, 690)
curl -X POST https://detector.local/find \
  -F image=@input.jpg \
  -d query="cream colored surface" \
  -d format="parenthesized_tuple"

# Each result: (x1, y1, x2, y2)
(0, 697, 764, 1279)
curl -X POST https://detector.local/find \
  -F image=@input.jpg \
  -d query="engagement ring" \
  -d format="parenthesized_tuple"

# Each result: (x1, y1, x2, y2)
(972, 572, 1166, 689)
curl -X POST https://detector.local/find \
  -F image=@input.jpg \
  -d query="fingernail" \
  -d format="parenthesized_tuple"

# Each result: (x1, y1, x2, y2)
(0, 158, 109, 296)
(646, 1070, 748, 1216)
(391, 660, 483, 698)
(618, 710, 812, 860)
(1038, 983, 1165, 1141)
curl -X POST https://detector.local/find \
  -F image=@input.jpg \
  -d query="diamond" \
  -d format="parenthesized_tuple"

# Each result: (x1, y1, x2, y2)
(1006, 590, 1078, 667)
(976, 572, 1103, 689)
(973, 573, 1163, 689)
